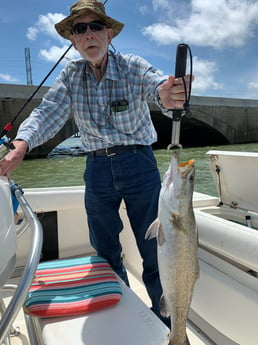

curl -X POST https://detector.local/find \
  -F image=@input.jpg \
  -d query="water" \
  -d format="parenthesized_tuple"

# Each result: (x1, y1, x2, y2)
(11, 140, 258, 196)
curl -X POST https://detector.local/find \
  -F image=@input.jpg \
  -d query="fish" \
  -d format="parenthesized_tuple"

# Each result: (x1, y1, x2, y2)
(145, 152, 199, 345)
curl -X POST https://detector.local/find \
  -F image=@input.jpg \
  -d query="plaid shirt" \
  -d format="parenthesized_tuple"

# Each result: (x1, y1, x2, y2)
(17, 51, 167, 152)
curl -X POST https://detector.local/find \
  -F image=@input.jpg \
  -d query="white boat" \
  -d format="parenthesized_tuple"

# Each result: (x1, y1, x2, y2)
(0, 150, 257, 345)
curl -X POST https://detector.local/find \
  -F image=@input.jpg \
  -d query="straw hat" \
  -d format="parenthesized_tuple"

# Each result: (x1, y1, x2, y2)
(55, 0, 124, 39)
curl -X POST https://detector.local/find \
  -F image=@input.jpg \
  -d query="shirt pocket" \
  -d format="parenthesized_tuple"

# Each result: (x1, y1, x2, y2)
(110, 99, 150, 135)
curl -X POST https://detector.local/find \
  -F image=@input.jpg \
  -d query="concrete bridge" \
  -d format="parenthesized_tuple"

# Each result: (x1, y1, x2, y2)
(0, 83, 258, 157)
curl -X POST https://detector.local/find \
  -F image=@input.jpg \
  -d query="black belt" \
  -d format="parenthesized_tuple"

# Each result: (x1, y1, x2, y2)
(89, 145, 146, 157)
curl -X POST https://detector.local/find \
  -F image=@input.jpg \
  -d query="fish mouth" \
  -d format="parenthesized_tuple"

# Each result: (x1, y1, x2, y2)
(177, 159, 195, 178)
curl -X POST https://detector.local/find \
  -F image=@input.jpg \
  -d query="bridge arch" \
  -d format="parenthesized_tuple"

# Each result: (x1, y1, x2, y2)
(151, 111, 229, 150)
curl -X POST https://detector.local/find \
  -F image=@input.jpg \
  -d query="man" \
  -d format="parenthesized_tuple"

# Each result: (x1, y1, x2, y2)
(0, 0, 192, 325)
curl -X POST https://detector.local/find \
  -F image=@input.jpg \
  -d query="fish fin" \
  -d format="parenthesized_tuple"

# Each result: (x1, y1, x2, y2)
(145, 219, 166, 246)
(157, 224, 166, 246)
(145, 219, 160, 240)
(159, 295, 170, 318)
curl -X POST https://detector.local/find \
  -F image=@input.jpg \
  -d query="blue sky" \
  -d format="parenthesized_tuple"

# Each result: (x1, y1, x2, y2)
(1, 0, 258, 99)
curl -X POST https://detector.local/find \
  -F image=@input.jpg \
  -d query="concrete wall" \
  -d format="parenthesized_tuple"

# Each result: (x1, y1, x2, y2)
(1, 84, 258, 156)
(190, 96, 258, 144)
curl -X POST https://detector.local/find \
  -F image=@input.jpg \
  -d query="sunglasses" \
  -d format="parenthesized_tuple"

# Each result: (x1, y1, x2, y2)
(72, 21, 106, 35)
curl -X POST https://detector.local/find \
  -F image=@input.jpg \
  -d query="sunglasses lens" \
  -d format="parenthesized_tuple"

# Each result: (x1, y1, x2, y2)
(72, 21, 105, 34)
(89, 22, 105, 31)
(72, 23, 87, 34)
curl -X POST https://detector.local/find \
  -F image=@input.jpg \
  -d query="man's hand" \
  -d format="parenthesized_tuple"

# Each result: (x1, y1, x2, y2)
(158, 74, 193, 109)
(0, 140, 28, 176)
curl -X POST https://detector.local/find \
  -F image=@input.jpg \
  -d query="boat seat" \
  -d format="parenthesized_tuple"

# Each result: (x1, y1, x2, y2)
(24, 255, 169, 345)
(23, 255, 123, 318)
(28, 277, 169, 345)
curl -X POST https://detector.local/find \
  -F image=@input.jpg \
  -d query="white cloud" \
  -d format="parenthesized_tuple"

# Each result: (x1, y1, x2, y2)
(144, 23, 180, 45)
(152, 0, 172, 12)
(139, 5, 149, 16)
(248, 82, 258, 90)
(26, 12, 81, 64)
(26, 27, 39, 41)
(39, 45, 79, 64)
(27, 13, 66, 42)
(143, 0, 258, 49)
(0, 73, 19, 83)
(247, 81, 258, 99)
(191, 56, 223, 94)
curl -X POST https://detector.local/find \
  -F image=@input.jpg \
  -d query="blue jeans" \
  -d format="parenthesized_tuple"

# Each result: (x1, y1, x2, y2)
(84, 146, 163, 318)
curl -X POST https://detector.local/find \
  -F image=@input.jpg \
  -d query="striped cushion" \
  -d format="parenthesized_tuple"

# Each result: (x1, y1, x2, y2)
(23, 256, 122, 318)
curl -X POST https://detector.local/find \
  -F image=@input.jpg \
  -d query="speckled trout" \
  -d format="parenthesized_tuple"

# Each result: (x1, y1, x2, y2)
(146, 152, 199, 345)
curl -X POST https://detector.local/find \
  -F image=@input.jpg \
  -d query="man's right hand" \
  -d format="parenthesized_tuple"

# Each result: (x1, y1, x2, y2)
(0, 140, 28, 176)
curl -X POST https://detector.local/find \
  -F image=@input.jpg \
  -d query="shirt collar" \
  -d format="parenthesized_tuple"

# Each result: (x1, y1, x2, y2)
(105, 51, 129, 81)
(83, 51, 129, 81)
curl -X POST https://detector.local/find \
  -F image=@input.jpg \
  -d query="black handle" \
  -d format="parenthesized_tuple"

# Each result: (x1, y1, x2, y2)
(175, 44, 187, 78)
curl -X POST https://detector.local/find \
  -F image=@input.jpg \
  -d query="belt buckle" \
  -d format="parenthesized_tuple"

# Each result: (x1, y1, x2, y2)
(105, 147, 116, 157)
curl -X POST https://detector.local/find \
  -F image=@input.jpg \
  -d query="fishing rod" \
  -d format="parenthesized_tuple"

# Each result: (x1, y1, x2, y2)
(0, 44, 72, 160)
(167, 43, 193, 151)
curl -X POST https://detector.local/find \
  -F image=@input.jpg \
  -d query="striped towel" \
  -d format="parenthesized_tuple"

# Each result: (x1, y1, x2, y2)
(24, 256, 122, 317)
